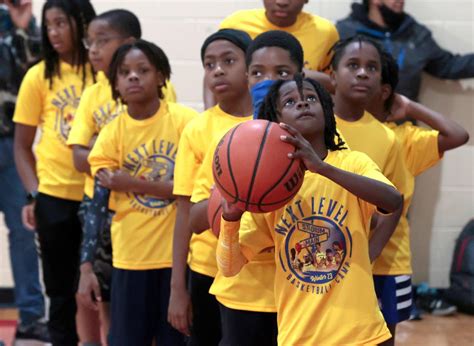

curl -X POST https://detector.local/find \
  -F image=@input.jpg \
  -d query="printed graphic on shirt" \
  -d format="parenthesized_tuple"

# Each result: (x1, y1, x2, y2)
(122, 139, 177, 215)
(52, 85, 80, 142)
(94, 102, 125, 131)
(276, 196, 353, 294)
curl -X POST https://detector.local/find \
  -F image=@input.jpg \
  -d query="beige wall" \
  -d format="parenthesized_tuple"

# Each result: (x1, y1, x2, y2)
(1, 0, 473, 288)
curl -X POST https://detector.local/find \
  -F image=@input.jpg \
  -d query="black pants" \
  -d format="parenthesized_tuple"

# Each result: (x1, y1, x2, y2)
(219, 303, 278, 346)
(110, 268, 186, 346)
(35, 193, 82, 345)
(188, 270, 221, 346)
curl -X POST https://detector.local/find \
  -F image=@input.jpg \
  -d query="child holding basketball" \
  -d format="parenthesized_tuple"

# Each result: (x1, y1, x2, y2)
(186, 30, 305, 346)
(88, 40, 197, 345)
(13, 0, 96, 343)
(216, 74, 402, 345)
(365, 52, 469, 346)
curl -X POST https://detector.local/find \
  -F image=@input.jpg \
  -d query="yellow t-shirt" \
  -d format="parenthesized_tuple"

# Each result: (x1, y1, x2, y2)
(372, 122, 441, 275)
(68, 73, 177, 199)
(173, 105, 252, 278)
(335, 111, 407, 193)
(88, 102, 197, 270)
(225, 150, 391, 345)
(13, 61, 93, 201)
(220, 9, 339, 71)
(191, 134, 276, 312)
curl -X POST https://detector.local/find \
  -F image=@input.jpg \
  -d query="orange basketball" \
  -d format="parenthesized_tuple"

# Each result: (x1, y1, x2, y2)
(207, 188, 223, 237)
(212, 120, 305, 213)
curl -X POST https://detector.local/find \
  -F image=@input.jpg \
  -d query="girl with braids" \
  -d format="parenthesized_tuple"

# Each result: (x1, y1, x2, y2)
(13, 0, 96, 344)
(216, 74, 402, 345)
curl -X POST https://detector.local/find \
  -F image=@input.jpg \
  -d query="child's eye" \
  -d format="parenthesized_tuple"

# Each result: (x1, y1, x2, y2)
(284, 98, 295, 107)
(348, 62, 358, 69)
(225, 58, 235, 65)
(204, 62, 215, 70)
(139, 68, 150, 74)
(367, 65, 378, 72)
(251, 70, 262, 77)
(119, 68, 129, 76)
(306, 95, 317, 103)
(57, 20, 67, 28)
(278, 70, 289, 78)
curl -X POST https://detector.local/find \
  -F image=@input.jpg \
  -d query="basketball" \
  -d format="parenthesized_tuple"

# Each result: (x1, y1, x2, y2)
(212, 119, 305, 213)
(207, 187, 223, 237)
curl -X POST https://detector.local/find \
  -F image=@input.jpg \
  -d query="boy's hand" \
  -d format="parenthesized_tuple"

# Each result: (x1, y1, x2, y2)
(387, 94, 411, 122)
(77, 263, 101, 311)
(97, 169, 134, 192)
(279, 122, 327, 174)
(6, 0, 33, 30)
(221, 198, 244, 222)
(21, 202, 36, 231)
(168, 286, 192, 336)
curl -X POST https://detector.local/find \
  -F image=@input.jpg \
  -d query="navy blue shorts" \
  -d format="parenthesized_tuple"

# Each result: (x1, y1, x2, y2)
(373, 275, 412, 324)
(109, 268, 187, 346)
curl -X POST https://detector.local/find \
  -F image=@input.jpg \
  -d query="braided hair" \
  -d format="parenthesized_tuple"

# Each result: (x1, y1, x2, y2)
(380, 50, 399, 112)
(41, 0, 96, 89)
(258, 73, 346, 151)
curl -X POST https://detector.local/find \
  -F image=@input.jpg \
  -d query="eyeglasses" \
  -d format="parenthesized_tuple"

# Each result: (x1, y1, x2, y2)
(82, 36, 123, 50)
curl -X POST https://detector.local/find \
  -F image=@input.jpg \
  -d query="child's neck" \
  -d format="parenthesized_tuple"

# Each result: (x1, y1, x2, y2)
(59, 52, 78, 66)
(333, 93, 366, 121)
(127, 97, 160, 120)
(309, 135, 329, 161)
(218, 92, 253, 118)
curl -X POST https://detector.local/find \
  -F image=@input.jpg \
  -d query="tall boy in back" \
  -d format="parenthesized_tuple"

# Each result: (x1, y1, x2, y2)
(216, 74, 402, 345)
(168, 29, 253, 345)
(187, 30, 306, 346)
(329, 36, 408, 264)
(88, 40, 196, 345)
(365, 52, 469, 346)
(201, 0, 339, 107)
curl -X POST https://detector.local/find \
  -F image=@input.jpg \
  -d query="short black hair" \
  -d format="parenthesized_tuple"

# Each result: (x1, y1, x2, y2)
(108, 39, 171, 100)
(93, 9, 141, 39)
(41, 0, 96, 89)
(257, 73, 346, 151)
(380, 51, 399, 111)
(201, 29, 252, 63)
(245, 30, 304, 71)
(329, 35, 385, 71)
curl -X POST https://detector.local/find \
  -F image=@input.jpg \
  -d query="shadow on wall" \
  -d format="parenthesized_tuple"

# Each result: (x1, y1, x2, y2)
(410, 74, 473, 285)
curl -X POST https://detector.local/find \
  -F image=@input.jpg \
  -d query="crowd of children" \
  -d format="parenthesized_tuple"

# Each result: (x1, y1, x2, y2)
(9, 0, 469, 345)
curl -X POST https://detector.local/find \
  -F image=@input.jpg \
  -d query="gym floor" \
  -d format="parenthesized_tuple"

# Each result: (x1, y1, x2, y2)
(0, 308, 473, 345)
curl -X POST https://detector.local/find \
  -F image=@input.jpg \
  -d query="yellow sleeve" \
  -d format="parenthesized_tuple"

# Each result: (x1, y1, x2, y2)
(67, 85, 97, 147)
(88, 119, 120, 176)
(319, 21, 340, 71)
(163, 80, 177, 103)
(190, 137, 216, 203)
(382, 136, 408, 193)
(13, 64, 44, 126)
(349, 151, 396, 223)
(239, 212, 275, 260)
(173, 122, 201, 196)
(219, 12, 239, 29)
(400, 124, 441, 176)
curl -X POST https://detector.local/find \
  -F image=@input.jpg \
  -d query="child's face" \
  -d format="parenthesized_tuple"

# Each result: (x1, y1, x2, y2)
(248, 47, 299, 88)
(276, 80, 325, 138)
(115, 48, 164, 104)
(87, 19, 129, 73)
(263, 0, 307, 27)
(45, 7, 75, 57)
(203, 40, 248, 100)
(332, 41, 382, 104)
(366, 83, 392, 121)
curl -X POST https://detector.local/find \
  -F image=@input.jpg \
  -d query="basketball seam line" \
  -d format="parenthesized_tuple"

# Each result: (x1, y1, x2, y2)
(245, 121, 272, 211)
(226, 125, 241, 203)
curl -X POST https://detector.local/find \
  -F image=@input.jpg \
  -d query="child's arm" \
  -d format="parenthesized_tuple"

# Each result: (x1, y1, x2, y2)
(168, 196, 193, 336)
(96, 169, 174, 199)
(189, 199, 210, 234)
(303, 69, 335, 94)
(72, 145, 91, 173)
(14, 124, 38, 230)
(368, 203, 403, 262)
(280, 123, 402, 213)
(390, 94, 469, 154)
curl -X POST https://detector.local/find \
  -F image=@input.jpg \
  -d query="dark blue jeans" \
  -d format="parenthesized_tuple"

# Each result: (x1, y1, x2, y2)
(0, 136, 44, 326)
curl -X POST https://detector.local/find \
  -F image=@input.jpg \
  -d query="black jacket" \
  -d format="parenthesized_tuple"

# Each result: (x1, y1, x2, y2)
(336, 3, 474, 100)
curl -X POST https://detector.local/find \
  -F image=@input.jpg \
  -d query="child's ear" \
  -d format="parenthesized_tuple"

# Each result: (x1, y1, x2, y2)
(330, 70, 337, 89)
(381, 84, 392, 102)
(156, 71, 165, 87)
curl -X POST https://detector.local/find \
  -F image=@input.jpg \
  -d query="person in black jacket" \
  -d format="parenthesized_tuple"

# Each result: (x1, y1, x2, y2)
(336, 0, 474, 101)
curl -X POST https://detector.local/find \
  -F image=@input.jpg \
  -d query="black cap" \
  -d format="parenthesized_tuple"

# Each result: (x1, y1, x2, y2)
(201, 29, 252, 63)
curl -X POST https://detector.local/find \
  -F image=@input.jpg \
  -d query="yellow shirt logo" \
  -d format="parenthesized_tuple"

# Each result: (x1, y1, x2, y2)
(52, 85, 80, 142)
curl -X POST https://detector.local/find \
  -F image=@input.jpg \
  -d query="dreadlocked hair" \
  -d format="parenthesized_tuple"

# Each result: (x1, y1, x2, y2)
(328, 35, 385, 72)
(41, 0, 96, 90)
(258, 73, 346, 151)
(380, 50, 399, 112)
(108, 39, 172, 101)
